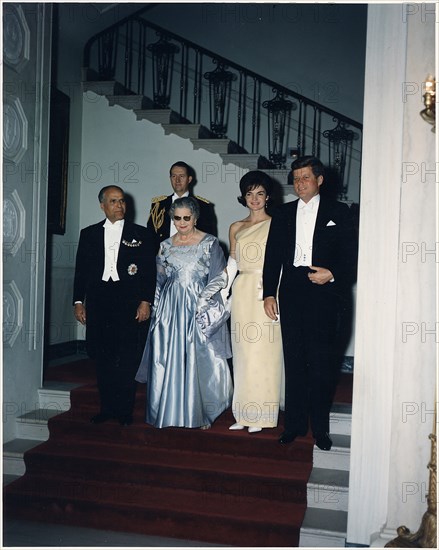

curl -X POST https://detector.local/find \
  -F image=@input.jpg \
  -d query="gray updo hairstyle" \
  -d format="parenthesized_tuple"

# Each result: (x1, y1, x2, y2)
(169, 196, 200, 220)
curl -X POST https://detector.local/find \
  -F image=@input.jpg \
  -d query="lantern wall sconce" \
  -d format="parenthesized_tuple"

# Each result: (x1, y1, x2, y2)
(420, 75, 436, 132)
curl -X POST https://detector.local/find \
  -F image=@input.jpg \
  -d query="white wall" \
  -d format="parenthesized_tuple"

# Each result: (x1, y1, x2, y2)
(79, 93, 247, 244)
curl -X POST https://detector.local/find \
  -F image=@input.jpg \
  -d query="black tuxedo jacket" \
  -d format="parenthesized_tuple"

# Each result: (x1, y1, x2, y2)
(73, 219, 157, 308)
(146, 193, 217, 252)
(263, 196, 358, 299)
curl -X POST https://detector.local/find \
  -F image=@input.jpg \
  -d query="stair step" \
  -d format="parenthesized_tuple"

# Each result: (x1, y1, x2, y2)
(3, 438, 43, 476)
(16, 408, 63, 440)
(134, 108, 180, 125)
(38, 382, 79, 411)
(313, 434, 350, 470)
(47, 410, 314, 463)
(107, 94, 152, 111)
(3, 474, 21, 487)
(23, 439, 311, 503)
(307, 468, 349, 512)
(299, 508, 348, 547)
(82, 80, 125, 96)
(220, 153, 261, 170)
(329, 403, 352, 436)
(191, 138, 231, 154)
(163, 123, 211, 140)
(5, 476, 305, 547)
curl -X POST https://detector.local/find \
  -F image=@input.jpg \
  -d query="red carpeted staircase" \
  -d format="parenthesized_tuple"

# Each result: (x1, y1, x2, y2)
(4, 359, 351, 546)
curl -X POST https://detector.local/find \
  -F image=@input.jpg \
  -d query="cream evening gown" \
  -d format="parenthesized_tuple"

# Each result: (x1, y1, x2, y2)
(230, 220, 284, 428)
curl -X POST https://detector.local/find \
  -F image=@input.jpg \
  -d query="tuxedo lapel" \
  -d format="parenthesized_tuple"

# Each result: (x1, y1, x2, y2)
(287, 201, 298, 263)
(94, 220, 105, 273)
(314, 196, 332, 228)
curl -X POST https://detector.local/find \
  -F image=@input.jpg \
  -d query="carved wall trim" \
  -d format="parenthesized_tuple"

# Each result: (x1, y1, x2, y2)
(3, 95, 28, 164)
(3, 189, 26, 257)
(3, 4, 30, 73)
(3, 280, 24, 348)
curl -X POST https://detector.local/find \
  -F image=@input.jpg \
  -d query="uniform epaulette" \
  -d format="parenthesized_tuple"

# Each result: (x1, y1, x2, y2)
(195, 195, 210, 204)
(151, 195, 168, 203)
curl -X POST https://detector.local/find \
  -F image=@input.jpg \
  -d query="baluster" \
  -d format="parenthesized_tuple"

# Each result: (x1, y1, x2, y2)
(136, 21, 144, 96)
(179, 44, 186, 120)
(195, 52, 203, 124)
(255, 80, 261, 155)
(140, 23, 146, 96)
(311, 106, 318, 157)
(193, 50, 202, 124)
(296, 101, 304, 157)
(241, 74, 247, 148)
(128, 19, 135, 91)
(251, 78, 257, 154)
(124, 22, 129, 90)
(237, 72, 243, 148)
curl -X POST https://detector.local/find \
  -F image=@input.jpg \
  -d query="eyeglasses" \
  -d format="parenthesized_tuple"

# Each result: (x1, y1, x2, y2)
(173, 215, 192, 221)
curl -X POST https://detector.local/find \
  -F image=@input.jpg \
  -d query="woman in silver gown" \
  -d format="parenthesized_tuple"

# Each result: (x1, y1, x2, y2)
(135, 196, 232, 429)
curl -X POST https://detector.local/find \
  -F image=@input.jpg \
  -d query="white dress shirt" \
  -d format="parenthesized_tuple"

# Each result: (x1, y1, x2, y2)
(102, 218, 124, 281)
(294, 194, 320, 267)
(169, 191, 189, 237)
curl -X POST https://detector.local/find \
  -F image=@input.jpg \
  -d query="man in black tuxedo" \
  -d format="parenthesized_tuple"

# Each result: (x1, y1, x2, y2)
(73, 186, 156, 426)
(263, 156, 357, 450)
(146, 161, 217, 252)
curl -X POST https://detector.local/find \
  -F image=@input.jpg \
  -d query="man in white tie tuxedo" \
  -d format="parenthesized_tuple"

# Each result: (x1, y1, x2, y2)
(263, 156, 358, 450)
(73, 186, 156, 426)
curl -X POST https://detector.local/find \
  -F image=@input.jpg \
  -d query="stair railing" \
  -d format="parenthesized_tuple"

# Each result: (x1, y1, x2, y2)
(84, 15, 362, 200)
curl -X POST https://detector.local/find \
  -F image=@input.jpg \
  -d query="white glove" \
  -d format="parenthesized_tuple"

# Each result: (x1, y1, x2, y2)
(220, 256, 238, 305)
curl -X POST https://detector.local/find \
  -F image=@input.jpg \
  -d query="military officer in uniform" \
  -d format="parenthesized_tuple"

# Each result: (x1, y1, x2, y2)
(146, 161, 217, 252)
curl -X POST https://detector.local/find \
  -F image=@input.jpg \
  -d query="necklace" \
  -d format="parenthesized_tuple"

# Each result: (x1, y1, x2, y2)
(174, 229, 197, 245)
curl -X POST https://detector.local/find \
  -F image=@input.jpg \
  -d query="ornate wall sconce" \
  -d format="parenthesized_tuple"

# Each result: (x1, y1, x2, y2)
(420, 75, 436, 132)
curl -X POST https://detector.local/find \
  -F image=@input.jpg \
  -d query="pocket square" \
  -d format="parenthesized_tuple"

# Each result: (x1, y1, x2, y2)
(326, 220, 336, 226)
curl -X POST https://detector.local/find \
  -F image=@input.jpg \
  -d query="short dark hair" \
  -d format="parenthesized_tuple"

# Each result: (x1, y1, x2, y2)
(169, 161, 192, 177)
(98, 185, 124, 203)
(169, 196, 200, 220)
(291, 156, 325, 179)
(238, 170, 273, 207)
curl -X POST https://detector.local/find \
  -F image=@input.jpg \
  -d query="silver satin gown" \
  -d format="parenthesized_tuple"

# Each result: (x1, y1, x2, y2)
(135, 234, 233, 428)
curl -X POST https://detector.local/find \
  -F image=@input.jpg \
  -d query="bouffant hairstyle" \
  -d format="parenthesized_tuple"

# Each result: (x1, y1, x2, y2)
(237, 170, 273, 207)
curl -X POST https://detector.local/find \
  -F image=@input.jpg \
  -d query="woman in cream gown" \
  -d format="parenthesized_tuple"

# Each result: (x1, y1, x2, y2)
(223, 171, 284, 433)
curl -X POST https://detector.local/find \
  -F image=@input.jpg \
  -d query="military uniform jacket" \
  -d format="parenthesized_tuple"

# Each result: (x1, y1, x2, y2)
(146, 193, 217, 252)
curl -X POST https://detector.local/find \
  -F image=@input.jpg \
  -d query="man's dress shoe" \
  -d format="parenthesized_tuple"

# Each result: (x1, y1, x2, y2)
(90, 413, 112, 424)
(119, 414, 133, 426)
(314, 432, 332, 451)
(278, 430, 307, 444)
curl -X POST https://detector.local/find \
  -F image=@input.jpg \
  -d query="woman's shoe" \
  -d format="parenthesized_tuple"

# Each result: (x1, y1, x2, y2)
(200, 424, 211, 430)
(229, 423, 245, 430)
(248, 427, 262, 433)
